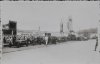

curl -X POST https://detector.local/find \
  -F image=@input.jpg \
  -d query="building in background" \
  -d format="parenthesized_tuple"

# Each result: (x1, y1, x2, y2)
(2, 20, 17, 36)
(67, 16, 73, 34)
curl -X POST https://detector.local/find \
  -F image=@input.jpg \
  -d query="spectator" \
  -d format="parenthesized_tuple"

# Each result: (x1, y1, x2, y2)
(45, 36, 48, 45)
(94, 37, 98, 51)
(3, 37, 6, 43)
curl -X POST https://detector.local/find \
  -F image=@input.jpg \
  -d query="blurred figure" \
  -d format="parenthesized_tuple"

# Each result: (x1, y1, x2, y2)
(13, 35, 16, 45)
(9, 36, 13, 46)
(36, 36, 41, 45)
(45, 36, 48, 45)
(94, 37, 98, 51)
(3, 37, 6, 43)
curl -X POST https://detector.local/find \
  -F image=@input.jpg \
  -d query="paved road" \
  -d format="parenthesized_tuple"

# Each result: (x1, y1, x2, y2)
(2, 39, 100, 64)
(3, 44, 47, 53)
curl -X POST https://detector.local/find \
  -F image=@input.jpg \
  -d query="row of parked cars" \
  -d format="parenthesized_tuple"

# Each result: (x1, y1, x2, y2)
(3, 34, 88, 48)
(67, 34, 88, 41)
(3, 35, 61, 48)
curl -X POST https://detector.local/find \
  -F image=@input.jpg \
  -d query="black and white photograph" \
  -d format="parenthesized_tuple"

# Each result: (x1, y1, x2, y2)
(1, 1, 100, 64)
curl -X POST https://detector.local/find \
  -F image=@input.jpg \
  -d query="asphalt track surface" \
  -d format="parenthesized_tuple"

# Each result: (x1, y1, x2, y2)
(2, 39, 100, 64)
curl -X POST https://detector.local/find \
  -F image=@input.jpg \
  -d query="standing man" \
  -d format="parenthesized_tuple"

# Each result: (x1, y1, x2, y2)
(94, 37, 98, 51)
(45, 35, 48, 45)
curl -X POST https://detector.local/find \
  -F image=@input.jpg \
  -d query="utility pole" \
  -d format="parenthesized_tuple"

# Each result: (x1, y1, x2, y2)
(60, 18, 64, 37)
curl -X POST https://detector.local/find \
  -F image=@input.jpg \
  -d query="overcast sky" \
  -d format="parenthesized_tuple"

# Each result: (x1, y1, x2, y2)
(1, 2, 99, 32)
